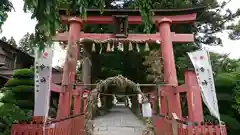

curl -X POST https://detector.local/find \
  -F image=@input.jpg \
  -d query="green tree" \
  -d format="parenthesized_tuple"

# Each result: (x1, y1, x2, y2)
(206, 53, 240, 134)
(0, 0, 230, 51)
(0, 69, 34, 135)
(0, 0, 13, 33)
(214, 71, 240, 134)
(2, 0, 240, 134)
(0, 36, 17, 46)
(228, 19, 240, 40)
(0, 36, 7, 42)
(18, 33, 36, 56)
(7, 36, 17, 47)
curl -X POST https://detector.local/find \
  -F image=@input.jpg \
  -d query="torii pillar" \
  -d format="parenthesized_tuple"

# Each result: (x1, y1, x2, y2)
(157, 18, 182, 118)
(57, 17, 82, 119)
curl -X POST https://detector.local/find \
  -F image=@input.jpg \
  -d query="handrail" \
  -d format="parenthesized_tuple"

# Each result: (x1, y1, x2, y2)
(153, 115, 227, 135)
(46, 113, 85, 124)
(11, 114, 85, 135)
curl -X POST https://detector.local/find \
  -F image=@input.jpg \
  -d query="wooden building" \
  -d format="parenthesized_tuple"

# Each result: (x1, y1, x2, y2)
(0, 40, 62, 87)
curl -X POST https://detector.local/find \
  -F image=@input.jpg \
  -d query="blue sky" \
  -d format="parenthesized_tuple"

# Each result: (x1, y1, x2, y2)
(0, 0, 240, 66)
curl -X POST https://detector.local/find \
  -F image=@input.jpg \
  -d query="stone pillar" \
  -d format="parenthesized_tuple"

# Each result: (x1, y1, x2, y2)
(184, 69, 203, 124)
(157, 18, 182, 118)
(57, 17, 82, 119)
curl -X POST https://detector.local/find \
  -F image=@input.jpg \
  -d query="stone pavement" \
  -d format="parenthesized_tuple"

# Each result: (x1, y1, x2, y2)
(93, 103, 145, 135)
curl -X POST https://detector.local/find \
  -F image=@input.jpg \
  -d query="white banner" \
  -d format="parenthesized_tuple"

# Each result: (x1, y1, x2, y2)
(188, 50, 220, 121)
(34, 47, 53, 120)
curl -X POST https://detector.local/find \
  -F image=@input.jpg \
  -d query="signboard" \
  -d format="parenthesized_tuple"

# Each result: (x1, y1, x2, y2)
(188, 50, 220, 121)
(113, 15, 128, 38)
(34, 47, 53, 120)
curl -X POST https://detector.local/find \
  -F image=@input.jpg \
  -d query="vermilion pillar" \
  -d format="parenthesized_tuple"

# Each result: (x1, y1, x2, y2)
(73, 87, 82, 115)
(157, 18, 182, 118)
(57, 17, 82, 119)
(184, 69, 203, 124)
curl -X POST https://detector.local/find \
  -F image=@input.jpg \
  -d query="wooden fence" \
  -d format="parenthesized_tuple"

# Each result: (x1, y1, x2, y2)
(11, 115, 85, 135)
(153, 116, 227, 135)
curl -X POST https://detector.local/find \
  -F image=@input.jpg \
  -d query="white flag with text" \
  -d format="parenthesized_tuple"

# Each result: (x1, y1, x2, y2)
(34, 48, 53, 120)
(188, 50, 220, 120)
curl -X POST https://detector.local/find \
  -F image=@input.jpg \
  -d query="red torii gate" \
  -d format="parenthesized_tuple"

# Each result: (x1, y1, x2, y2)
(11, 7, 228, 135)
(52, 7, 204, 122)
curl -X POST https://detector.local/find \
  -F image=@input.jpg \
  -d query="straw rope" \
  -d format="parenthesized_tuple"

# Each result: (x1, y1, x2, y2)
(84, 75, 155, 135)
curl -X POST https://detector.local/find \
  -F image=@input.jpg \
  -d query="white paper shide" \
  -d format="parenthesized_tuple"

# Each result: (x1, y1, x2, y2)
(188, 50, 220, 121)
(34, 47, 53, 120)
(142, 102, 152, 117)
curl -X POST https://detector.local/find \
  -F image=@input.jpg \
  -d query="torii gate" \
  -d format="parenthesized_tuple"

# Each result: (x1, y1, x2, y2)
(52, 7, 204, 122)
(11, 7, 228, 135)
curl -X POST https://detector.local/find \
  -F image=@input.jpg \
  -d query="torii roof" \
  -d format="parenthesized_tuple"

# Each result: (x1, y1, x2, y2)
(59, 7, 205, 16)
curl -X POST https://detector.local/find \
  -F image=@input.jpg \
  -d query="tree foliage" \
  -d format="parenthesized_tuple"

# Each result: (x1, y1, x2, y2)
(0, 0, 238, 52)
(1, 0, 240, 134)
(0, 36, 7, 42)
(0, 36, 17, 46)
(201, 53, 240, 134)
(0, 68, 33, 135)
(0, 68, 59, 134)
(18, 33, 36, 56)
(7, 37, 17, 47)
(228, 20, 240, 40)
(0, 0, 13, 33)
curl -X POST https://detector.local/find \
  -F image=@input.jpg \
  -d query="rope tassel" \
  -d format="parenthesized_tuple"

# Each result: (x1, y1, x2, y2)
(127, 96, 132, 108)
(92, 43, 96, 52)
(136, 43, 140, 52)
(97, 94, 102, 108)
(99, 44, 103, 54)
(144, 42, 150, 52)
(118, 42, 124, 51)
(158, 96, 161, 111)
(112, 95, 118, 105)
(106, 42, 111, 52)
(137, 94, 143, 104)
(128, 42, 133, 51)
(111, 42, 115, 52)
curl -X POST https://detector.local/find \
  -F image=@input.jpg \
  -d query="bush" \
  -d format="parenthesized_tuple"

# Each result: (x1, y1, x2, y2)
(12, 68, 34, 79)
(0, 68, 34, 135)
(4, 79, 34, 87)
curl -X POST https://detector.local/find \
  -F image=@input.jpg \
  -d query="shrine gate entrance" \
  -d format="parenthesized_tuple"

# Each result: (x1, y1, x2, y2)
(53, 7, 203, 121)
(11, 7, 227, 135)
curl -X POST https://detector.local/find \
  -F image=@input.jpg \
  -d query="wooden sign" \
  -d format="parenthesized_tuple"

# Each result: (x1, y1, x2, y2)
(113, 15, 128, 38)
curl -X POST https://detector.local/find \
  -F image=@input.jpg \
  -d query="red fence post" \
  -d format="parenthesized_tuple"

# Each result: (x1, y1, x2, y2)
(184, 69, 203, 124)
(82, 90, 89, 114)
(73, 86, 82, 115)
